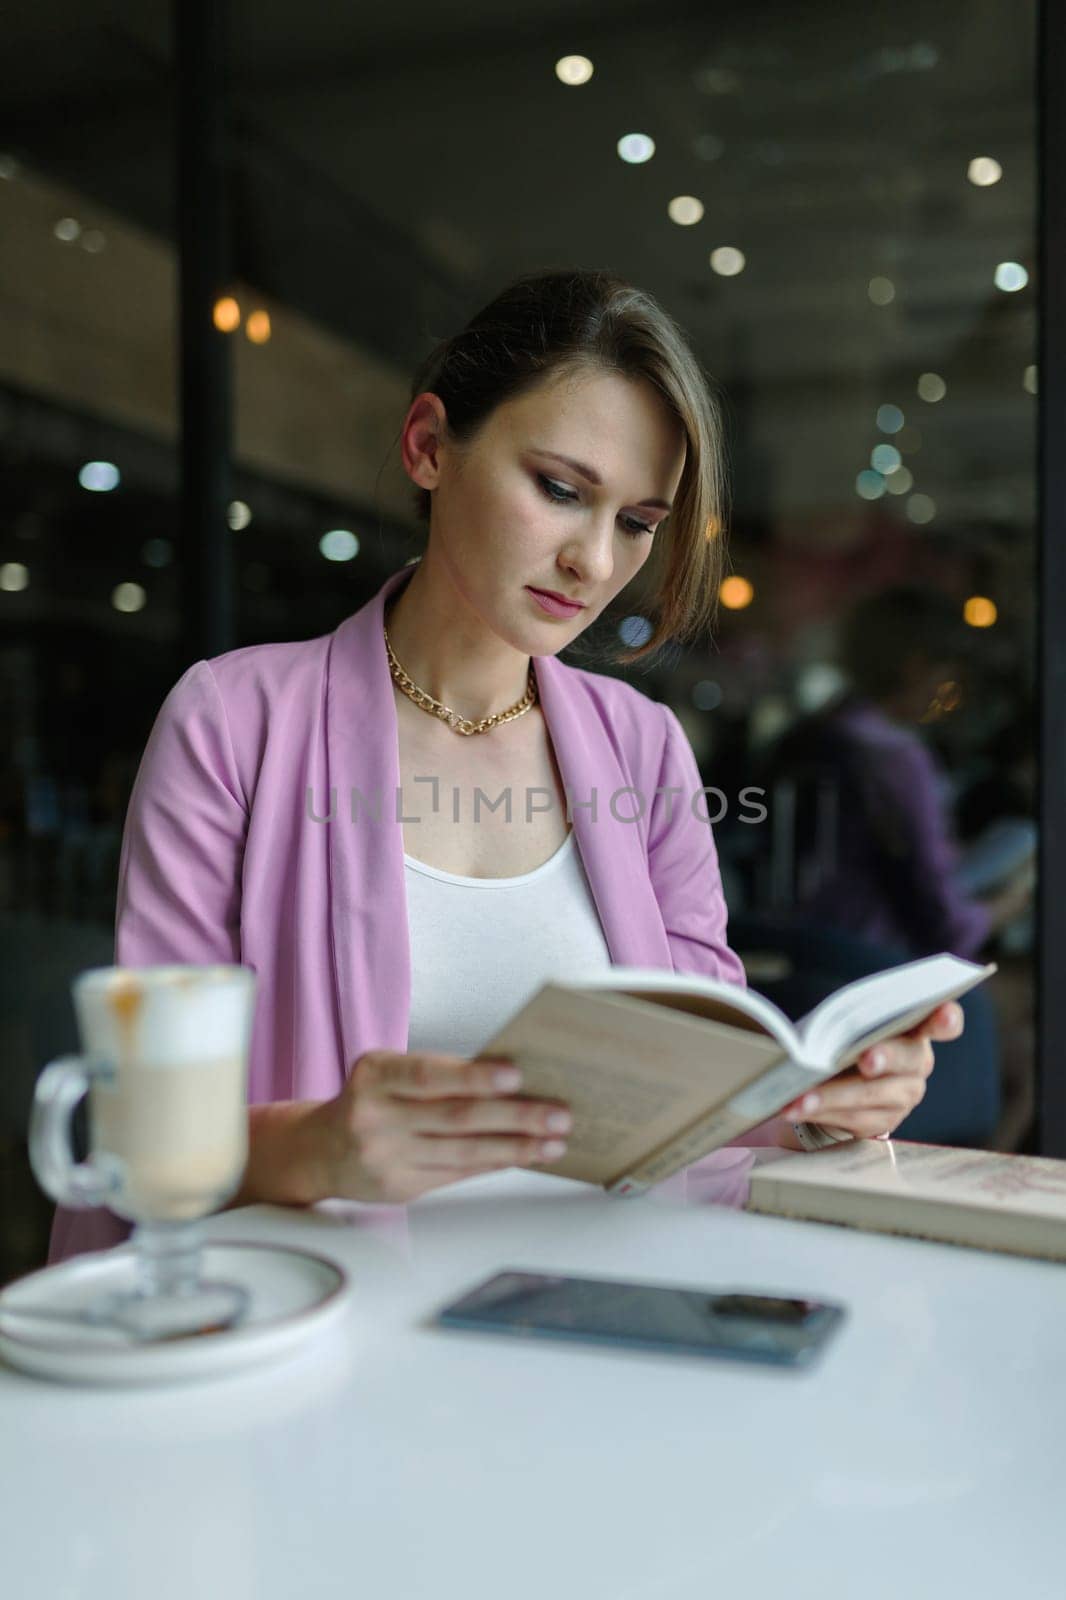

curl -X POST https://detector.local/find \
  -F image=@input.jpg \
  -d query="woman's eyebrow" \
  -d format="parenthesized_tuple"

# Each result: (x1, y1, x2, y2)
(530, 448, 673, 511)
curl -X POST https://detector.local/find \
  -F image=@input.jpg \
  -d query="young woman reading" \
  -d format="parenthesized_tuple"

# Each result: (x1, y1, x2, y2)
(49, 268, 961, 1262)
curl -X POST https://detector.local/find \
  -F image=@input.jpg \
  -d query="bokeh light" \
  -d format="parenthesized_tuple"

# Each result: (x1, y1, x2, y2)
(246, 309, 271, 344)
(78, 461, 120, 492)
(0, 562, 30, 592)
(617, 133, 655, 164)
(319, 529, 360, 562)
(906, 494, 937, 525)
(885, 466, 914, 495)
(871, 444, 902, 474)
(112, 582, 147, 613)
(720, 575, 754, 609)
(555, 55, 593, 85)
(668, 196, 705, 226)
(968, 156, 1002, 186)
(994, 262, 1028, 292)
(964, 596, 998, 628)
(692, 679, 723, 711)
(710, 246, 745, 276)
(213, 296, 241, 333)
(618, 615, 654, 646)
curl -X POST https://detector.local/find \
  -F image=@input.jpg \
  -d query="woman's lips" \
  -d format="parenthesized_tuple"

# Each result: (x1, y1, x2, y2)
(526, 587, 585, 618)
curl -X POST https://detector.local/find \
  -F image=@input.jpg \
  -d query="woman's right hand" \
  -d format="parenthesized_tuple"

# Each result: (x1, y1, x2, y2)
(306, 1051, 572, 1204)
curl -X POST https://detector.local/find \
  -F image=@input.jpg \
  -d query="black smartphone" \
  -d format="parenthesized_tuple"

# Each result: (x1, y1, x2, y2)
(433, 1269, 846, 1369)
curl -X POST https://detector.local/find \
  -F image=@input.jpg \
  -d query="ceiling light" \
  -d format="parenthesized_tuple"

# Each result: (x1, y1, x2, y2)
(710, 246, 745, 276)
(617, 133, 655, 164)
(994, 262, 1028, 292)
(555, 55, 593, 86)
(112, 582, 147, 613)
(917, 373, 946, 403)
(319, 529, 360, 562)
(968, 156, 1002, 186)
(668, 196, 704, 226)
(78, 461, 120, 492)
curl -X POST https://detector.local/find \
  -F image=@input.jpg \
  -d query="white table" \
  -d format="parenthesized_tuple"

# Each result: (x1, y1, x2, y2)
(3, 1153, 1065, 1600)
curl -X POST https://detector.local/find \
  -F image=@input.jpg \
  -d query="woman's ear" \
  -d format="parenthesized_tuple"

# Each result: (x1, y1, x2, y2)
(401, 392, 448, 492)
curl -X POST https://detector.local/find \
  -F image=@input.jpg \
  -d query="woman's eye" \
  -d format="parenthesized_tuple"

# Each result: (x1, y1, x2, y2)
(535, 474, 653, 538)
(536, 474, 577, 504)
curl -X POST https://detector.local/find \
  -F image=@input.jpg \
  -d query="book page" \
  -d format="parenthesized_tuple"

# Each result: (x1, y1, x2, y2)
(797, 955, 995, 1064)
(568, 967, 799, 1053)
(476, 985, 786, 1186)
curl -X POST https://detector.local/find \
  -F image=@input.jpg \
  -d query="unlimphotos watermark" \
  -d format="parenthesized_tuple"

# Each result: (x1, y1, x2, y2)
(305, 781, 768, 827)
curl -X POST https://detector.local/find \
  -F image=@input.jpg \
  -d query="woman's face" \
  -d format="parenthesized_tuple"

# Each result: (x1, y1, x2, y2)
(402, 365, 687, 654)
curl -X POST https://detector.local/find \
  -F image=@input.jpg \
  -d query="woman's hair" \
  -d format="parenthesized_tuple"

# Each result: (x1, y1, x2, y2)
(405, 267, 729, 664)
(840, 584, 971, 699)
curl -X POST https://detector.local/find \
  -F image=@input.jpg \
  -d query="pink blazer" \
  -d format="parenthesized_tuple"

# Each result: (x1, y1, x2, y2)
(49, 564, 764, 1263)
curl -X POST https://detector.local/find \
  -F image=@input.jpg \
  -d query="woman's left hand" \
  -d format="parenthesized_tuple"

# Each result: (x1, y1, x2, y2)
(779, 1001, 965, 1142)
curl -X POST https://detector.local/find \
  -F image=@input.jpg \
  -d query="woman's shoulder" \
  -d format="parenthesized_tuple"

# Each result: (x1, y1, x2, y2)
(545, 655, 675, 759)
(151, 630, 339, 774)
(203, 629, 336, 703)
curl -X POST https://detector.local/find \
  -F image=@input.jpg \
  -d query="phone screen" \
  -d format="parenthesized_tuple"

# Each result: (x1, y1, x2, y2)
(434, 1270, 846, 1368)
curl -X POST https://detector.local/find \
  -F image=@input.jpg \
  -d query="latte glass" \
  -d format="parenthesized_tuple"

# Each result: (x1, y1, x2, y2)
(30, 964, 257, 1340)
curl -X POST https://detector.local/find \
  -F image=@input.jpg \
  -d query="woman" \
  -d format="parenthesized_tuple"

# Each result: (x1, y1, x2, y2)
(49, 268, 960, 1263)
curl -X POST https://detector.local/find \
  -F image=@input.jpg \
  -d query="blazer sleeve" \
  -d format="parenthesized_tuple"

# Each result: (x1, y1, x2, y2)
(114, 660, 248, 967)
(646, 705, 746, 988)
(47, 661, 249, 1266)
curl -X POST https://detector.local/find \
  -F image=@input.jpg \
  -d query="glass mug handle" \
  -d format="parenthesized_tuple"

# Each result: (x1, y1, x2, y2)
(29, 1056, 124, 1209)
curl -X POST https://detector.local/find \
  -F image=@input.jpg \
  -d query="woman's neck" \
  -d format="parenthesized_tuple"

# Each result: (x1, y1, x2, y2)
(384, 556, 533, 722)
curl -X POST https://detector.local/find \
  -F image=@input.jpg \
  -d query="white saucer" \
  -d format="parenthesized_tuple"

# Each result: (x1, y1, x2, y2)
(0, 1241, 351, 1387)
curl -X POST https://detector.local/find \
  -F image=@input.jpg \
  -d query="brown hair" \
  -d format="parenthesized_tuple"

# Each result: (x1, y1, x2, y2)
(405, 267, 729, 664)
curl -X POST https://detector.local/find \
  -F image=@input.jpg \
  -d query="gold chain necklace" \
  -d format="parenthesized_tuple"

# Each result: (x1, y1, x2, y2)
(383, 623, 538, 736)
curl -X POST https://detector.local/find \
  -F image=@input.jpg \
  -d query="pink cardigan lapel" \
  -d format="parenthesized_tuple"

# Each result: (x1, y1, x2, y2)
(324, 568, 672, 1076)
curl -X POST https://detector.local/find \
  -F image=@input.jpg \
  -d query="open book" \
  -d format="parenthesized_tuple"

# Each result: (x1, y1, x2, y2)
(745, 1140, 1066, 1263)
(474, 954, 995, 1195)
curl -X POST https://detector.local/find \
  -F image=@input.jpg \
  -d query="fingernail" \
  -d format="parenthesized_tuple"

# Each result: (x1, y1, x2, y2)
(801, 1093, 821, 1113)
(540, 1139, 567, 1159)
(870, 1049, 887, 1075)
(493, 1067, 523, 1090)
(546, 1111, 572, 1133)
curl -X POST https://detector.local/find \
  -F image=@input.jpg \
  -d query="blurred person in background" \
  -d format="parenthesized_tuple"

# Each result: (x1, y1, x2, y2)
(757, 585, 1034, 1148)
(770, 585, 1033, 961)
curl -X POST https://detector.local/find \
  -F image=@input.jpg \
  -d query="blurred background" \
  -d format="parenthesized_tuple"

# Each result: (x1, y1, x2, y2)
(0, 1, 1045, 1283)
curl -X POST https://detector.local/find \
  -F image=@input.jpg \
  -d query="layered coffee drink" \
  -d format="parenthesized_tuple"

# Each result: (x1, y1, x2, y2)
(76, 967, 253, 1223)
(92, 1058, 248, 1222)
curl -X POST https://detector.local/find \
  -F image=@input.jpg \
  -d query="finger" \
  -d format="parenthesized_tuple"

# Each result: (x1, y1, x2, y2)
(412, 1132, 568, 1171)
(357, 1050, 524, 1101)
(902, 1001, 965, 1043)
(818, 1111, 907, 1140)
(406, 1095, 572, 1140)
(858, 1036, 935, 1079)
(783, 1073, 925, 1121)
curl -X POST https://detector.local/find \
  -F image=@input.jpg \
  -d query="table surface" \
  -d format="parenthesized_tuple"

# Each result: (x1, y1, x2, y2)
(3, 1151, 1065, 1600)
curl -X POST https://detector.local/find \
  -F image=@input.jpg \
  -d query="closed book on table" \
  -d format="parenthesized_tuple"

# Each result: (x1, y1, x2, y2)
(745, 1139, 1066, 1263)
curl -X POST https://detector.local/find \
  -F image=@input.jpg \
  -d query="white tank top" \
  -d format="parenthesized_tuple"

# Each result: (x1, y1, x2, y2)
(404, 830, 613, 1058)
